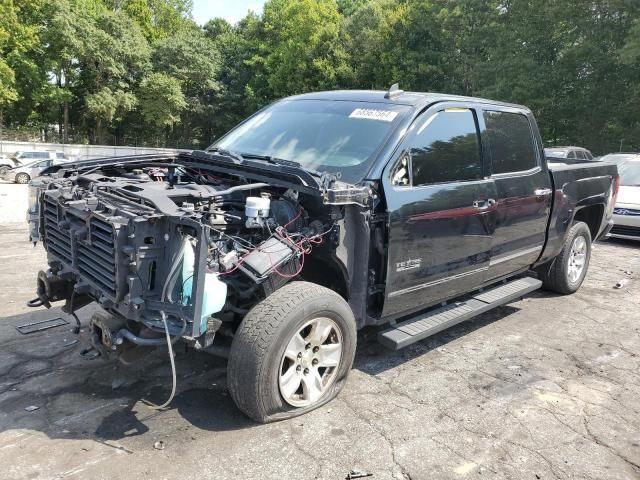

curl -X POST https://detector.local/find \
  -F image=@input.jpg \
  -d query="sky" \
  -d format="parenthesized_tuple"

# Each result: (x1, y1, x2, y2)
(192, 0, 266, 25)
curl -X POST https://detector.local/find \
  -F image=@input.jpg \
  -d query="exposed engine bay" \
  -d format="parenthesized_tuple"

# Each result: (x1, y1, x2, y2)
(27, 152, 377, 362)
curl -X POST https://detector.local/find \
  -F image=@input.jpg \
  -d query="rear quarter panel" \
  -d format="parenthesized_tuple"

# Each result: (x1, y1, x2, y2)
(538, 162, 618, 264)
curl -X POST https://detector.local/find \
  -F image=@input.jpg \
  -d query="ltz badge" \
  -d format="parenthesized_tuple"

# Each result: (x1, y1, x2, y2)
(396, 258, 422, 272)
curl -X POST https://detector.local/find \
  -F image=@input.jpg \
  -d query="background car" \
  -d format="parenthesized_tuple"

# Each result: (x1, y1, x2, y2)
(0, 153, 21, 175)
(2, 157, 68, 184)
(601, 153, 640, 240)
(544, 146, 595, 162)
(11, 150, 67, 163)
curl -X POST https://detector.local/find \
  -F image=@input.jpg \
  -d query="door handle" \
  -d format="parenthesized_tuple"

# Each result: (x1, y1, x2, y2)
(534, 188, 552, 196)
(473, 198, 496, 209)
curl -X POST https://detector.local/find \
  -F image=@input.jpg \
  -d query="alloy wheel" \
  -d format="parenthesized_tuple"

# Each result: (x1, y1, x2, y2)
(278, 317, 343, 407)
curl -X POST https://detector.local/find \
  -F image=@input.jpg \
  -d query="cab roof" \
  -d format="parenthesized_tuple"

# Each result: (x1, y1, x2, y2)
(285, 89, 528, 111)
(546, 146, 590, 151)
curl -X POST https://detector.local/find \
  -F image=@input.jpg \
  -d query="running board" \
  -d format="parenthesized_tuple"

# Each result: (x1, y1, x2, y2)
(378, 277, 542, 350)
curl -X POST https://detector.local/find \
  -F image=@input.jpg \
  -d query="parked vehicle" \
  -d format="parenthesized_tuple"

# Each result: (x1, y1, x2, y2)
(0, 154, 21, 175)
(601, 153, 640, 240)
(2, 157, 68, 183)
(0, 150, 68, 176)
(27, 89, 619, 422)
(13, 150, 67, 162)
(545, 146, 595, 163)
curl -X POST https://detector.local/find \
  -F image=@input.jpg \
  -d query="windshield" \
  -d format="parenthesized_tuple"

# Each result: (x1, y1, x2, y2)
(213, 99, 411, 183)
(618, 161, 640, 186)
(545, 149, 567, 158)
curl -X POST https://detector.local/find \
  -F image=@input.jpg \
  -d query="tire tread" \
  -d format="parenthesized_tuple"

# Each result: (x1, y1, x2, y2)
(227, 281, 354, 422)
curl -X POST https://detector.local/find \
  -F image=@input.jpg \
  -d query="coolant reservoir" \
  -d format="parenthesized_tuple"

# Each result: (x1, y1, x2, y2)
(245, 196, 271, 219)
(200, 273, 228, 334)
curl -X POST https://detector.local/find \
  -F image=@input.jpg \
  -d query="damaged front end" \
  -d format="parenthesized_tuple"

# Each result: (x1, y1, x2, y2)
(27, 152, 375, 362)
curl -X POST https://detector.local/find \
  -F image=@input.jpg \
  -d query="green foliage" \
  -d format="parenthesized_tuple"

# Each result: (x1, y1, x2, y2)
(105, 0, 193, 39)
(2, 0, 640, 153)
(254, 0, 353, 99)
(203, 17, 232, 40)
(139, 72, 186, 127)
(86, 87, 137, 123)
(0, 0, 44, 109)
(622, 19, 640, 64)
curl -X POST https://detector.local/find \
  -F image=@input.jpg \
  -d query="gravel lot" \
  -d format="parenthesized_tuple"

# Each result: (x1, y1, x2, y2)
(0, 183, 638, 480)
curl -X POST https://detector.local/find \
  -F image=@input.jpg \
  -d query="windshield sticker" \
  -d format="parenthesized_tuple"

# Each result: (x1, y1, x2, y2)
(349, 108, 398, 122)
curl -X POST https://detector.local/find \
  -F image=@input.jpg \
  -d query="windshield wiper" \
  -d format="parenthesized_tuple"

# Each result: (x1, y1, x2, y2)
(239, 153, 302, 168)
(206, 147, 245, 163)
(240, 153, 325, 178)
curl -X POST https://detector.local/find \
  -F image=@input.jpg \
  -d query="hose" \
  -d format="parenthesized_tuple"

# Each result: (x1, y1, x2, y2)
(161, 240, 187, 302)
(147, 237, 191, 409)
(146, 311, 177, 410)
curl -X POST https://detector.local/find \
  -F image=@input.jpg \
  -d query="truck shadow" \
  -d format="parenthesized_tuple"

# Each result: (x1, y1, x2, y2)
(0, 302, 521, 445)
(0, 307, 252, 444)
(354, 304, 521, 376)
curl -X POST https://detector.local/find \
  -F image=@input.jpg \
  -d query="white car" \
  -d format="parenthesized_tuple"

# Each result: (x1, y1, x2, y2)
(602, 153, 640, 240)
(0, 153, 21, 175)
(1, 158, 69, 184)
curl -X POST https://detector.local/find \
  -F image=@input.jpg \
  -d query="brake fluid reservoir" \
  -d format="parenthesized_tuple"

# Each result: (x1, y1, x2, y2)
(245, 196, 271, 219)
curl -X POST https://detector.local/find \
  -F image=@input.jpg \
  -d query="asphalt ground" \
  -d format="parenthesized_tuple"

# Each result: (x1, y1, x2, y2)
(0, 182, 638, 480)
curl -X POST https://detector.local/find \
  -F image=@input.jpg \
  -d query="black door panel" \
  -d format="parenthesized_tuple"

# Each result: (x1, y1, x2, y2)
(481, 109, 552, 279)
(381, 104, 496, 319)
(383, 180, 496, 318)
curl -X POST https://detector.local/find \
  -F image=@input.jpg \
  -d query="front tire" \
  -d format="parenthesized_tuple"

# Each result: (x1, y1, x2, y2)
(539, 221, 592, 294)
(227, 281, 357, 423)
(15, 173, 30, 184)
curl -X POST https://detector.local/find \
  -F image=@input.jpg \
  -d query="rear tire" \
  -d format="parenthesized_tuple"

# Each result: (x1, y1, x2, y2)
(15, 173, 30, 184)
(227, 281, 357, 423)
(539, 221, 592, 294)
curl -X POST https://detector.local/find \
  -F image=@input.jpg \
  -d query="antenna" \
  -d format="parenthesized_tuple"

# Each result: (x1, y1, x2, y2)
(384, 83, 404, 99)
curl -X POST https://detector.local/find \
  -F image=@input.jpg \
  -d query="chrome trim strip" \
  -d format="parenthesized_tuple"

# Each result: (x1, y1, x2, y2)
(388, 265, 489, 298)
(489, 246, 542, 267)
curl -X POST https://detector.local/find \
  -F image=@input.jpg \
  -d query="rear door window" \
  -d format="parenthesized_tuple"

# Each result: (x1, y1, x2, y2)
(403, 109, 482, 186)
(483, 111, 538, 174)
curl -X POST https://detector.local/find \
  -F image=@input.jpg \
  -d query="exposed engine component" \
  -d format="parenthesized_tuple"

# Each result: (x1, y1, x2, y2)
(28, 158, 336, 356)
(245, 195, 271, 228)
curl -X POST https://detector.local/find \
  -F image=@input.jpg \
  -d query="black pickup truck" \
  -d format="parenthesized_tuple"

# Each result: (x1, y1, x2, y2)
(27, 88, 619, 422)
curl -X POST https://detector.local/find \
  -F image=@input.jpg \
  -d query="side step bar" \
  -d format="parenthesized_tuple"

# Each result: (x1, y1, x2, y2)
(378, 277, 542, 350)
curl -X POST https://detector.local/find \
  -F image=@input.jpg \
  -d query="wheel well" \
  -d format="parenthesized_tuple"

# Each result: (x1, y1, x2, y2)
(573, 205, 604, 239)
(300, 255, 349, 301)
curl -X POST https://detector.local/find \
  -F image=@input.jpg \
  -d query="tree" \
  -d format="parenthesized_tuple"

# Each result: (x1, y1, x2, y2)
(251, 0, 353, 101)
(203, 17, 232, 40)
(105, 0, 193, 40)
(41, 0, 89, 142)
(139, 72, 186, 128)
(76, 8, 151, 143)
(344, 0, 410, 89)
(0, 0, 45, 125)
(337, 0, 366, 16)
(86, 87, 137, 135)
(153, 27, 220, 146)
(475, 0, 640, 153)
(0, 0, 21, 108)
